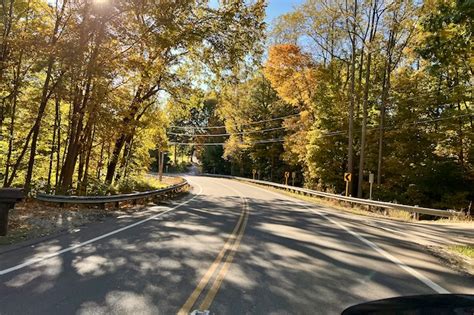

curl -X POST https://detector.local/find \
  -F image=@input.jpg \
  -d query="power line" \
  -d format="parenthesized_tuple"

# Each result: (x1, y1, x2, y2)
(369, 113, 473, 131)
(169, 138, 285, 146)
(168, 114, 300, 130)
(168, 86, 472, 133)
(170, 113, 472, 146)
(304, 113, 474, 145)
(167, 126, 287, 137)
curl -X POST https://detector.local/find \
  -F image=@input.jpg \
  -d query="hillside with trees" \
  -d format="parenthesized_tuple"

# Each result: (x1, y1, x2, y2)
(0, 0, 265, 194)
(168, 0, 473, 210)
(1, 0, 472, 210)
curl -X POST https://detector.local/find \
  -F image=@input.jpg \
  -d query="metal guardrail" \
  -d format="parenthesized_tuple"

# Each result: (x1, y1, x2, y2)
(35, 180, 188, 205)
(203, 174, 463, 218)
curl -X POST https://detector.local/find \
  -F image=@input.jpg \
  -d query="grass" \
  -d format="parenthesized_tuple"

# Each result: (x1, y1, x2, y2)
(84, 174, 168, 196)
(433, 216, 473, 224)
(449, 245, 474, 259)
(386, 209, 413, 221)
(245, 182, 415, 222)
(243, 181, 474, 223)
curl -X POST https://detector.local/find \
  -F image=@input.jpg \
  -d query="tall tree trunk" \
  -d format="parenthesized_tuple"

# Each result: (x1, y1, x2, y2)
(356, 50, 364, 115)
(377, 59, 392, 185)
(0, 0, 14, 81)
(61, 101, 73, 173)
(3, 48, 23, 187)
(3, 93, 16, 187)
(377, 26, 395, 186)
(357, 51, 372, 198)
(59, 7, 104, 192)
(23, 0, 66, 191)
(55, 95, 62, 190)
(457, 102, 465, 167)
(346, 0, 358, 196)
(77, 145, 86, 190)
(270, 154, 274, 181)
(97, 139, 105, 179)
(106, 133, 128, 183)
(59, 74, 93, 192)
(0, 0, 16, 132)
(105, 91, 144, 183)
(174, 144, 177, 165)
(6, 124, 34, 186)
(357, 0, 378, 198)
(122, 138, 134, 181)
(158, 149, 164, 182)
(24, 58, 56, 191)
(77, 115, 95, 189)
(81, 124, 95, 195)
(60, 84, 88, 191)
(104, 76, 161, 183)
(115, 135, 133, 182)
(47, 98, 60, 191)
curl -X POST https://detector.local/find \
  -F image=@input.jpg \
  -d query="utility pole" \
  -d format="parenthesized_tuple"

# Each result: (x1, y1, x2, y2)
(174, 144, 177, 166)
(347, 0, 358, 196)
(158, 150, 165, 182)
(369, 173, 374, 200)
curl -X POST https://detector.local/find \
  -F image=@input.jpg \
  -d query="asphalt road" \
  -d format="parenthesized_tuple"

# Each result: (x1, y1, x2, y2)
(0, 176, 472, 314)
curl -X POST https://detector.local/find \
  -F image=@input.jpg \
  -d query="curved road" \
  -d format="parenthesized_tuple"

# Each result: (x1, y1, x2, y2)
(0, 176, 472, 314)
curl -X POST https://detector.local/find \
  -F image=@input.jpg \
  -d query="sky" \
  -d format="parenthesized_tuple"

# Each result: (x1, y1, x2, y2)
(208, 0, 305, 24)
(265, 0, 305, 23)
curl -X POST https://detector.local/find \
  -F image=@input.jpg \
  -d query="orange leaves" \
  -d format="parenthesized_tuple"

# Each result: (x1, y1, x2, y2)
(263, 44, 317, 109)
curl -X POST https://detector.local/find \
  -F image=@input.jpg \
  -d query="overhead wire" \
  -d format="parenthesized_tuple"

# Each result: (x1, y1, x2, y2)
(169, 113, 472, 146)
(167, 126, 287, 137)
(168, 84, 471, 133)
(168, 114, 300, 130)
(168, 86, 471, 133)
(169, 138, 286, 146)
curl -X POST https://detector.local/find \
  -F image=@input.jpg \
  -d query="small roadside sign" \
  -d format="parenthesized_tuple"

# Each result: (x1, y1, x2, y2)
(369, 173, 374, 184)
(284, 172, 290, 186)
(344, 173, 352, 182)
(291, 172, 296, 186)
(252, 169, 257, 180)
(344, 172, 352, 197)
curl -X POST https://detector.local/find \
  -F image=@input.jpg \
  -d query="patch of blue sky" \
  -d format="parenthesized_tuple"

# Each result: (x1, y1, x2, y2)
(208, 0, 305, 23)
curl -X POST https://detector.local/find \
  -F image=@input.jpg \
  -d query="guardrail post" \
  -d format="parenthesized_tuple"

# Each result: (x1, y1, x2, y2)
(413, 205, 419, 220)
(0, 188, 25, 236)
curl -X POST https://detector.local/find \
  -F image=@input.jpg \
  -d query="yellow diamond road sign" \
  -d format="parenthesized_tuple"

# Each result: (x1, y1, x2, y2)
(344, 173, 352, 182)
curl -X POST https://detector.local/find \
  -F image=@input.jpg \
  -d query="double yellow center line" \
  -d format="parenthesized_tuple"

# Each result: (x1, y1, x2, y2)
(178, 189, 249, 314)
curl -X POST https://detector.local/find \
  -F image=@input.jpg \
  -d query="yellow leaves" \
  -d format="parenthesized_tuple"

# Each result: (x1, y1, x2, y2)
(263, 44, 317, 109)
(222, 136, 248, 161)
(299, 110, 311, 124)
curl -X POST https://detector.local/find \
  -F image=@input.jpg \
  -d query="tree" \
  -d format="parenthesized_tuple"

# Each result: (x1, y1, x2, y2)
(218, 74, 295, 180)
(262, 0, 472, 208)
(103, 0, 265, 184)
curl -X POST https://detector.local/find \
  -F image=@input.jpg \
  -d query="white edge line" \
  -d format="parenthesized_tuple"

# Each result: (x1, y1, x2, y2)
(321, 214, 450, 294)
(222, 178, 450, 294)
(0, 181, 203, 276)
